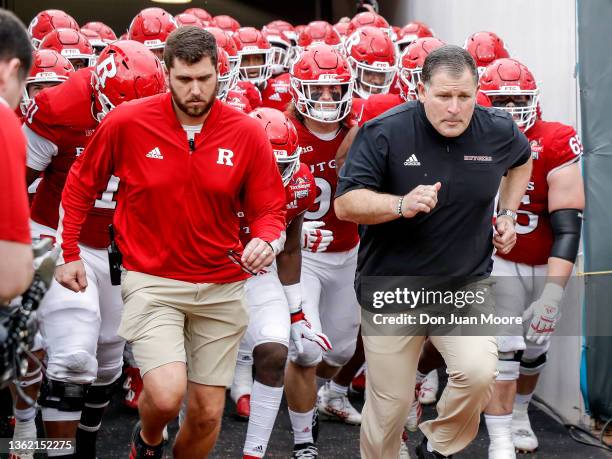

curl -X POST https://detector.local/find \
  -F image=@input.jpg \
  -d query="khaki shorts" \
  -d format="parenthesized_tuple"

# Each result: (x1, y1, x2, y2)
(118, 271, 248, 386)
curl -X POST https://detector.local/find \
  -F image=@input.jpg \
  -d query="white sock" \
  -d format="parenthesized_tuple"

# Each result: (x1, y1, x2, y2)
(14, 406, 36, 422)
(316, 376, 328, 388)
(485, 414, 513, 442)
(415, 370, 427, 385)
(46, 445, 75, 457)
(12, 415, 37, 441)
(243, 382, 284, 458)
(329, 380, 348, 396)
(515, 392, 533, 407)
(289, 408, 314, 444)
(231, 360, 253, 401)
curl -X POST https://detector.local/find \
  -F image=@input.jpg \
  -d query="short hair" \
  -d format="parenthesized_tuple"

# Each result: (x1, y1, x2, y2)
(421, 45, 478, 86)
(163, 26, 217, 69)
(0, 9, 33, 81)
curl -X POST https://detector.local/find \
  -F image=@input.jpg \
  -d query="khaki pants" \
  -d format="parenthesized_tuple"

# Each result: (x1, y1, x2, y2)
(360, 334, 497, 458)
(118, 271, 248, 386)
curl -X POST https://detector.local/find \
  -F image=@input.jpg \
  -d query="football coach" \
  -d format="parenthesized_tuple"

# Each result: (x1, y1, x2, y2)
(55, 27, 287, 459)
(334, 45, 533, 459)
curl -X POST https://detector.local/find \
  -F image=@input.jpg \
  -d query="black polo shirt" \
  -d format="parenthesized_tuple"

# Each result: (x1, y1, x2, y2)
(336, 101, 530, 288)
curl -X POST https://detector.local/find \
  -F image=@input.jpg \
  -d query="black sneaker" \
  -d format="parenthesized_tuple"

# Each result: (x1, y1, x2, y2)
(128, 421, 164, 459)
(292, 442, 318, 458)
(415, 436, 453, 458)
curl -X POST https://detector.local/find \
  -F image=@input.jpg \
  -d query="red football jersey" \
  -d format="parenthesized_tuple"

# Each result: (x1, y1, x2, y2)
(288, 116, 359, 252)
(261, 73, 292, 112)
(25, 69, 111, 248)
(0, 102, 30, 244)
(234, 80, 263, 110)
(239, 162, 316, 245)
(359, 93, 403, 126)
(60, 94, 286, 283)
(499, 119, 582, 266)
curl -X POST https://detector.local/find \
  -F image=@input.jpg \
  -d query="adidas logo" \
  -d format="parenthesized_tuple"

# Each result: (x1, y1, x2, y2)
(254, 445, 264, 453)
(146, 147, 164, 159)
(404, 154, 421, 166)
(269, 93, 282, 101)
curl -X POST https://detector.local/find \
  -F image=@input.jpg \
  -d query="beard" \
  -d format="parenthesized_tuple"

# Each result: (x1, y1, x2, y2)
(170, 81, 218, 119)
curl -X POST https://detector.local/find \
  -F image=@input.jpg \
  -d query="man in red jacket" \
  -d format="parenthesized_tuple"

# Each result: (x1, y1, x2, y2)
(0, 9, 33, 304)
(56, 27, 287, 459)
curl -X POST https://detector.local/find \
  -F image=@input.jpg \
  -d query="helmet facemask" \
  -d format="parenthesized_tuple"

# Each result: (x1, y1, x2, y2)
(349, 57, 397, 98)
(238, 48, 273, 84)
(291, 78, 353, 123)
(486, 88, 540, 132)
(275, 146, 301, 186)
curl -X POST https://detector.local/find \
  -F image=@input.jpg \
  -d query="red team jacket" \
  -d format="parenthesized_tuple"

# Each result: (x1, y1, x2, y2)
(0, 102, 30, 244)
(498, 119, 583, 266)
(60, 93, 286, 283)
(24, 69, 107, 246)
(239, 163, 316, 245)
(288, 116, 359, 253)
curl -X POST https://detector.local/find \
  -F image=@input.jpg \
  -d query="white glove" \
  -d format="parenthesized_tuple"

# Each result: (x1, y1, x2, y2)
(301, 221, 333, 252)
(522, 283, 564, 345)
(290, 309, 333, 354)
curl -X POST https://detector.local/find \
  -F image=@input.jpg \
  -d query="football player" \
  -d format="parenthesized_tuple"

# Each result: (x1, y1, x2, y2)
(464, 31, 510, 76)
(480, 58, 584, 458)
(38, 28, 96, 70)
(22, 41, 165, 458)
(27, 9, 78, 48)
(233, 107, 330, 459)
(284, 44, 361, 458)
(128, 7, 178, 61)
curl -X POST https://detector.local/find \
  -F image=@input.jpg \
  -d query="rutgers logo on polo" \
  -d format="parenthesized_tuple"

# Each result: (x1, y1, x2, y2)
(217, 148, 234, 166)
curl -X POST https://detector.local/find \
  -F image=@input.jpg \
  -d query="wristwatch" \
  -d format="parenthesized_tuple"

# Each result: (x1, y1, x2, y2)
(497, 209, 517, 224)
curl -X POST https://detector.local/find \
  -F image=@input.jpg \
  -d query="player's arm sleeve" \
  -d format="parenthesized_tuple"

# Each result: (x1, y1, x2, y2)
(58, 120, 116, 264)
(335, 121, 388, 197)
(241, 128, 287, 252)
(546, 125, 582, 179)
(507, 121, 532, 169)
(23, 124, 58, 171)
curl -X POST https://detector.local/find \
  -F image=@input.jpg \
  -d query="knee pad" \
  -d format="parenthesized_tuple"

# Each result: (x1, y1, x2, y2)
(289, 340, 322, 367)
(56, 349, 97, 376)
(496, 351, 523, 381)
(95, 365, 122, 387)
(39, 378, 90, 412)
(520, 351, 547, 376)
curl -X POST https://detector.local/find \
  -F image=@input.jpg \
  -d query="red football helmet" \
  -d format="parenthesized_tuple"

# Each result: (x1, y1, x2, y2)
(91, 40, 167, 121)
(479, 58, 539, 132)
(205, 26, 241, 76)
(21, 49, 74, 115)
(233, 27, 273, 84)
(213, 15, 241, 34)
(476, 91, 492, 107)
(174, 13, 204, 29)
(262, 27, 293, 75)
(183, 8, 213, 24)
(28, 10, 79, 48)
(266, 20, 297, 42)
(345, 26, 397, 98)
(216, 47, 235, 101)
(398, 37, 445, 100)
(80, 28, 105, 53)
(235, 81, 263, 109)
(346, 12, 391, 37)
(464, 31, 510, 74)
(297, 21, 342, 53)
(249, 107, 301, 186)
(396, 21, 434, 52)
(39, 28, 97, 70)
(289, 44, 354, 123)
(128, 8, 178, 51)
(334, 21, 351, 41)
(226, 89, 252, 113)
(81, 21, 117, 44)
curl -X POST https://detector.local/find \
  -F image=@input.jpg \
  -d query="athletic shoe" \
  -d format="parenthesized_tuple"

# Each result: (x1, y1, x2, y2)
(488, 435, 516, 459)
(317, 382, 362, 425)
(415, 436, 452, 458)
(418, 370, 438, 405)
(512, 405, 538, 452)
(292, 442, 318, 458)
(128, 421, 164, 459)
(399, 439, 412, 459)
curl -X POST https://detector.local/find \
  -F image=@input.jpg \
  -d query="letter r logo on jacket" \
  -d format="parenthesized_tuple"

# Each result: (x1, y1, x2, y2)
(217, 148, 234, 166)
